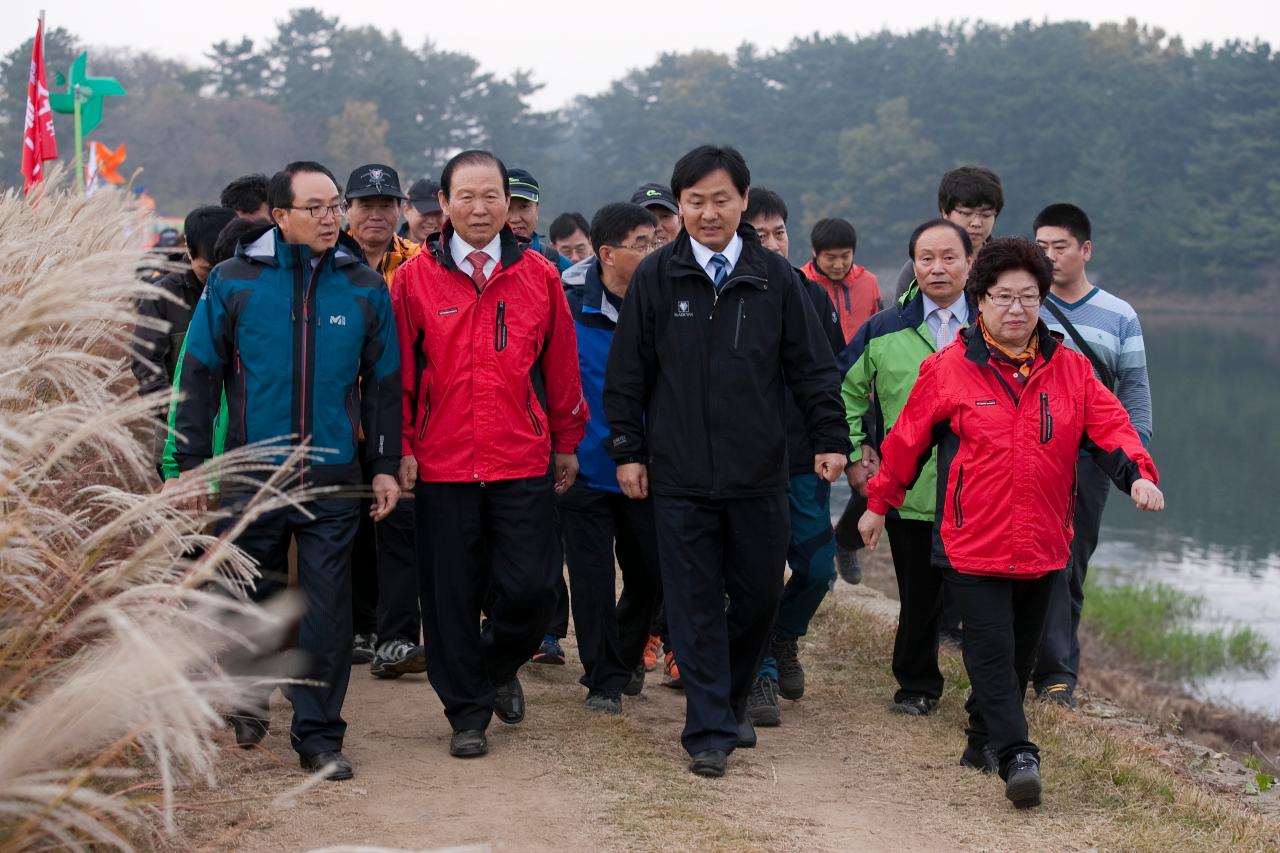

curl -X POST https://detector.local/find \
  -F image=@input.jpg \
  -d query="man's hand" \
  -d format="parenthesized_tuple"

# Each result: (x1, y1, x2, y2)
(1131, 478, 1165, 512)
(174, 468, 208, 513)
(554, 453, 579, 495)
(370, 473, 401, 521)
(845, 445, 880, 497)
(858, 509, 886, 550)
(814, 453, 848, 483)
(398, 455, 417, 492)
(617, 462, 648, 500)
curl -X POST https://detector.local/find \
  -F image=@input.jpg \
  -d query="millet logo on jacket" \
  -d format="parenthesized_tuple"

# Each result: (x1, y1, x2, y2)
(329, 314, 347, 326)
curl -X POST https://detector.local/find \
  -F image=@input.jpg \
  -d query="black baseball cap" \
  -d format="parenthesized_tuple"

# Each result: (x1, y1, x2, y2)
(407, 178, 442, 213)
(344, 163, 407, 201)
(507, 168, 541, 203)
(631, 183, 678, 214)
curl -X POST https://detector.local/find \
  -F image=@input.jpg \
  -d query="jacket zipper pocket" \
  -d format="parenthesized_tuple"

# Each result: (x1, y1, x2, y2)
(1039, 392, 1053, 443)
(732, 298, 745, 351)
(526, 389, 544, 437)
(416, 388, 431, 442)
(952, 465, 964, 528)
(495, 301, 508, 351)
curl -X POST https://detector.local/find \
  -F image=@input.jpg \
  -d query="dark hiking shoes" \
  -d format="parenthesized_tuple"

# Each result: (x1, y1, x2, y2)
(689, 749, 727, 778)
(623, 664, 645, 696)
(960, 742, 1000, 774)
(300, 749, 353, 780)
(747, 675, 782, 727)
(773, 636, 805, 700)
(585, 690, 623, 714)
(494, 676, 525, 724)
(736, 718, 757, 749)
(890, 695, 939, 716)
(1004, 752, 1043, 809)
(229, 713, 269, 749)
(1037, 682, 1077, 709)
(351, 632, 377, 664)
(370, 637, 427, 679)
(531, 633, 565, 665)
(449, 729, 488, 758)
(836, 547, 862, 585)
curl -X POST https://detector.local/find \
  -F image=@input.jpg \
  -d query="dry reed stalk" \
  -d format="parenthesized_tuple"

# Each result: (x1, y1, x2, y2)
(0, 171, 321, 851)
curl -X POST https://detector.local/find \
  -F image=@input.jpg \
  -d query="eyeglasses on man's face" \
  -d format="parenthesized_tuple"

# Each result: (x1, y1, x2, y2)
(289, 203, 344, 219)
(613, 239, 658, 254)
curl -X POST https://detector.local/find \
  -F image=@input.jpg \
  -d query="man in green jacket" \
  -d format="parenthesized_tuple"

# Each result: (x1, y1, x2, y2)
(840, 219, 974, 720)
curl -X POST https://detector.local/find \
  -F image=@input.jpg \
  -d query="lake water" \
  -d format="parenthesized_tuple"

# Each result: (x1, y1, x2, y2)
(831, 310, 1280, 717)
(1093, 312, 1280, 716)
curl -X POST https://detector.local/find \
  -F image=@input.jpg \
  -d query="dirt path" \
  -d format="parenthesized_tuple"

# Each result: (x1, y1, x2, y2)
(183, 571, 1278, 852)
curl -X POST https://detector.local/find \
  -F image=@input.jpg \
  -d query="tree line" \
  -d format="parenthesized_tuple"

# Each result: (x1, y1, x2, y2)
(2, 10, 1276, 291)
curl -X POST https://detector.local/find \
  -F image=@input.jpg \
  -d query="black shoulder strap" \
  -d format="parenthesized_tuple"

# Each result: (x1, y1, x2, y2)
(1042, 299, 1116, 390)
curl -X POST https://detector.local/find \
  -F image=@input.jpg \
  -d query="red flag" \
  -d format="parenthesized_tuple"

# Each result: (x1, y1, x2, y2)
(21, 19, 59, 193)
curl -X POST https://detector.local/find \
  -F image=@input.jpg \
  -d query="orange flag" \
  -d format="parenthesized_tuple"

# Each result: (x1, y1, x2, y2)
(90, 141, 127, 184)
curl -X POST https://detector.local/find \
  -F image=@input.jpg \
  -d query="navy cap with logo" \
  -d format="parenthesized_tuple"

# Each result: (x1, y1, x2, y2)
(507, 168, 541, 203)
(344, 163, 408, 201)
(408, 178, 442, 213)
(630, 182, 678, 214)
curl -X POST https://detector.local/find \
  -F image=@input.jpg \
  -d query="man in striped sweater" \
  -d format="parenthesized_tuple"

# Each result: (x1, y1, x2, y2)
(1031, 203, 1153, 708)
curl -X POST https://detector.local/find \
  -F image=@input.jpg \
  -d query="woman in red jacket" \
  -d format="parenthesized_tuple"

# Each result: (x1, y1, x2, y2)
(859, 238, 1163, 809)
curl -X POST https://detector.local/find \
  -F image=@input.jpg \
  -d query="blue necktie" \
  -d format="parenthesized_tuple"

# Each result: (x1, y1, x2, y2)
(710, 253, 729, 290)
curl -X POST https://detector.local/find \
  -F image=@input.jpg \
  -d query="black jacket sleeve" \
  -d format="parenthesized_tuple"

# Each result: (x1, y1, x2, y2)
(131, 295, 170, 398)
(173, 277, 231, 472)
(360, 280, 403, 478)
(603, 262, 656, 465)
(798, 272, 847, 355)
(779, 273, 851, 457)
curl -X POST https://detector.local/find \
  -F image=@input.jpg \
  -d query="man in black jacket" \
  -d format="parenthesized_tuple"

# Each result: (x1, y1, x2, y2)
(605, 145, 848, 778)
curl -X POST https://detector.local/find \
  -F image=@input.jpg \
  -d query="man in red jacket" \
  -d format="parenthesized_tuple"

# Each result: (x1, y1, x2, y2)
(393, 149, 588, 760)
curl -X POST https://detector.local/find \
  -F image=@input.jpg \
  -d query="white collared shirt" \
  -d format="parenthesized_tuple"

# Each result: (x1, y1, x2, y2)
(450, 231, 501, 280)
(920, 291, 968, 345)
(689, 233, 744, 282)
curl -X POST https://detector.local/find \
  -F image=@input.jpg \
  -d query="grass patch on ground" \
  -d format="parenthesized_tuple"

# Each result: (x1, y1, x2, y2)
(520, 667, 785, 852)
(805, 596, 1279, 851)
(1081, 576, 1273, 680)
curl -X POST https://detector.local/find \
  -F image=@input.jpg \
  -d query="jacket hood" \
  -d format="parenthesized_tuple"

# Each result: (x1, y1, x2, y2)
(239, 227, 362, 271)
(425, 221, 527, 273)
(961, 317, 1063, 364)
(663, 223, 770, 288)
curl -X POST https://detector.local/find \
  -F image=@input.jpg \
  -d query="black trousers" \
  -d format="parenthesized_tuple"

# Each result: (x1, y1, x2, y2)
(351, 452, 421, 643)
(416, 477, 559, 732)
(885, 516, 944, 702)
(1033, 456, 1112, 690)
(654, 493, 789, 756)
(374, 499, 421, 642)
(558, 480, 661, 692)
(833, 488, 866, 552)
(220, 496, 360, 755)
(352, 509, 378, 634)
(648, 598, 669, 647)
(947, 568, 1057, 776)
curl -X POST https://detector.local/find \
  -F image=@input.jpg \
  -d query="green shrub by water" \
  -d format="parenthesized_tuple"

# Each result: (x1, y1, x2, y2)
(1082, 576, 1273, 680)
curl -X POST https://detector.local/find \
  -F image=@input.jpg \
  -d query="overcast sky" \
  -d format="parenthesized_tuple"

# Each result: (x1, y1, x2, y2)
(4, 1, 1277, 110)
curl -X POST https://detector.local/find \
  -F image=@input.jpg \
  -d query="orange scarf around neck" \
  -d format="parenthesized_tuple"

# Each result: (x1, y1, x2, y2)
(979, 317, 1039, 378)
